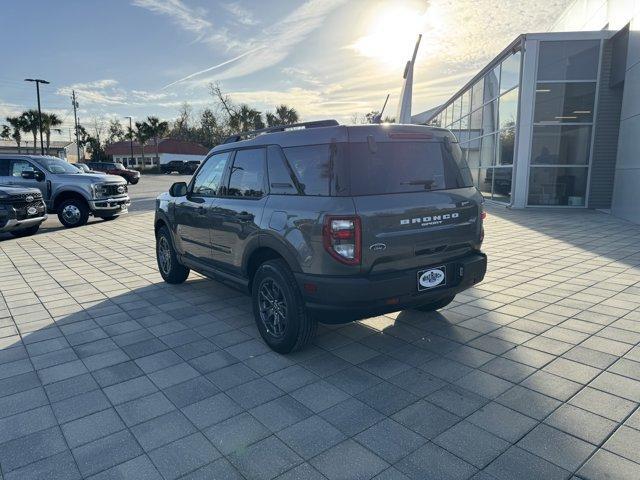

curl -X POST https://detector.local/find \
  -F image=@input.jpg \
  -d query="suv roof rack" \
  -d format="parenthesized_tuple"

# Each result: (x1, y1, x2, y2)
(222, 119, 339, 144)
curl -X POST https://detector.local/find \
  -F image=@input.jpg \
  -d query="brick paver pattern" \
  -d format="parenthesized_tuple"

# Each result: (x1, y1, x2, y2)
(0, 206, 639, 480)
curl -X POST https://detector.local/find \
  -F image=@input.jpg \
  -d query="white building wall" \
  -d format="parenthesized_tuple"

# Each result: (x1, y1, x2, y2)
(551, 0, 640, 223)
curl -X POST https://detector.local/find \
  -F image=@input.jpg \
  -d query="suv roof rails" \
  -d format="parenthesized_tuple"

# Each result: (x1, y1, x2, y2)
(222, 119, 339, 144)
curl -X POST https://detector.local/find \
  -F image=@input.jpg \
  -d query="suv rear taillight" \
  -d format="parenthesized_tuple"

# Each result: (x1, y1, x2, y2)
(323, 215, 361, 265)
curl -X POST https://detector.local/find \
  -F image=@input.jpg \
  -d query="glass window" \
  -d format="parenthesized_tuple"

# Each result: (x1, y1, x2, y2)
(267, 146, 299, 195)
(482, 99, 498, 135)
(192, 151, 230, 197)
(470, 107, 483, 137)
(478, 168, 493, 198)
(471, 79, 484, 111)
(10, 160, 33, 176)
(282, 144, 338, 196)
(32, 157, 79, 174)
(499, 88, 518, 130)
(537, 40, 600, 81)
(498, 129, 516, 165)
(452, 98, 460, 122)
(528, 166, 588, 206)
(460, 91, 470, 117)
(534, 82, 596, 123)
(480, 134, 496, 167)
(228, 148, 266, 197)
(484, 65, 500, 103)
(500, 51, 521, 93)
(458, 115, 470, 143)
(531, 125, 592, 165)
(465, 138, 481, 168)
(492, 167, 513, 203)
(347, 141, 473, 196)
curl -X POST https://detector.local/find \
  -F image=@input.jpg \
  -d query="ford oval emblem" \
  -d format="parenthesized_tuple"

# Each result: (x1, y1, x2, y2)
(369, 243, 387, 252)
(27, 206, 37, 215)
(25, 195, 34, 202)
(117, 186, 125, 194)
(418, 268, 445, 290)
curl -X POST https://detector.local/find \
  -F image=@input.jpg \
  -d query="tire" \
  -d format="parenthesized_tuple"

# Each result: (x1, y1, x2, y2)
(252, 259, 317, 353)
(10, 224, 40, 237)
(413, 294, 456, 312)
(156, 225, 190, 284)
(57, 198, 89, 228)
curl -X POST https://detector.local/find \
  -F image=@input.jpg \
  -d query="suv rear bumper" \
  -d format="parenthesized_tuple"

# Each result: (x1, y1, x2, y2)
(295, 251, 487, 323)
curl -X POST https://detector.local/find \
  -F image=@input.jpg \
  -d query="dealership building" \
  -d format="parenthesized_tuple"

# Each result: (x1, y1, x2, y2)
(413, 0, 640, 224)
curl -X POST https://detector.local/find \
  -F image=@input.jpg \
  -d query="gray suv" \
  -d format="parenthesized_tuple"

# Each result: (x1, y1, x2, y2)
(155, 121, 487, 353)
(0, 155, 130, 228)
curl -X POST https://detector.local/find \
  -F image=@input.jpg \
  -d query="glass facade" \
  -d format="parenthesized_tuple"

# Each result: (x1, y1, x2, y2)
(528, 39, 599, 206)
(423, 35, 602, 209)
(433, 49, 521, 203)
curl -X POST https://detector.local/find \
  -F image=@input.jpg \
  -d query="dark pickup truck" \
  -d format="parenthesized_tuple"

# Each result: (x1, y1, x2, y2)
(0, 184, 47, 237)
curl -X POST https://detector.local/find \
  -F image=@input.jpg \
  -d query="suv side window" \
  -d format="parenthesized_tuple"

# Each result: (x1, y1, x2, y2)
(0, 158, 9, 176)
(281, 145, 333, 196)
(10, 159, 33, 177)
(227, 148, 266, 198)
(191, 152, 230, 197)
(267, 146, 300, 195)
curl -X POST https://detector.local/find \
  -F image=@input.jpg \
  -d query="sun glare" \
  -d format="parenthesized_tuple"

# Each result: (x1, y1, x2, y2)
(352, 5, 431, 68)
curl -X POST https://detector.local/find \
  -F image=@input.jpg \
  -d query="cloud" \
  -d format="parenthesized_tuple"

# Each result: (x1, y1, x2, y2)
(158, 0, 346, 88)
(222, 2, 259, 26)
(56, 79, 127, 105)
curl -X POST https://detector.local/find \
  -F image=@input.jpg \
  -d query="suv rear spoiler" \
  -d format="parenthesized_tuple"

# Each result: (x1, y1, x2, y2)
(223, 119, 339, 144)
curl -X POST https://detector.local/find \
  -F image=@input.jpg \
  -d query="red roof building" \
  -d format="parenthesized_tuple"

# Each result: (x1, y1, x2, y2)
(105, 138, 208, 169)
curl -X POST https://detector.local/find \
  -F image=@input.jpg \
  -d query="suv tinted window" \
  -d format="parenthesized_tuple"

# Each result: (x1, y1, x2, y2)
(282, 145, 334, 196)
(10, 159, 33, 176)
(192, 152, 230, 197)
(227, 148, 266, 198)
(267, 146, 300, 195)
(0, 158, 9, 176)
(348, 141, 474, 195)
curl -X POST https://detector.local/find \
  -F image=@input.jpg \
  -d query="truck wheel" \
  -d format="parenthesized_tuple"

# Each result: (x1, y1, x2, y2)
(252, 259, 317, 353)
(156, 225, 190, 284)
(57, 198, 89, 228)
(414, 295, 456, 312)
(10, 224, 40, 237)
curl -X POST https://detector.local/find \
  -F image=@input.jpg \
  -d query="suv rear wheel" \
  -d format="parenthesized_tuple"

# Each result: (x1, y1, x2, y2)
(57, 198, 89, 228)
(413, 295, 455, 312)
(156, 225, 190, 284)
(252, 259, 317, 353)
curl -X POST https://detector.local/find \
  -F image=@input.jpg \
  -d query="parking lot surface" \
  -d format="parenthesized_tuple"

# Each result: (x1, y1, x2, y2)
(0, 178, 639, 479)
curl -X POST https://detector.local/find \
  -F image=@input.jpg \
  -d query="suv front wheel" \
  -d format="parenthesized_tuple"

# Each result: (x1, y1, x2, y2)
(57, 198, 89, 228)
(252, 259, 317, 354)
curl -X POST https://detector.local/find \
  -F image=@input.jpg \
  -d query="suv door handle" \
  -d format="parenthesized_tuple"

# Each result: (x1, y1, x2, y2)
(237, 212, 254, 222)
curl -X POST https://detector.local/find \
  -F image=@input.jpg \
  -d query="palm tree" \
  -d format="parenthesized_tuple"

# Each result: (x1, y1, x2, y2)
(0, 125, 10, 141)
(20, 110, 40, 154)
(266, 105, 299, 127)
(6, 116, 25, 153)
(42, 113, 63, 154)
(145, 116, 169, 165)
(134, 122, 151, 169)
(230, 104, 264, 132)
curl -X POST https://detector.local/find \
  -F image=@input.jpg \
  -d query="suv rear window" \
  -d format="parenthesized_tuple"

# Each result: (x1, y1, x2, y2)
(348, 141, 474, 196)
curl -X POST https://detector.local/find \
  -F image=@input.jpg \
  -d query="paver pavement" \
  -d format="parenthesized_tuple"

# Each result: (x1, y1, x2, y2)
(0, 200, 639, 479)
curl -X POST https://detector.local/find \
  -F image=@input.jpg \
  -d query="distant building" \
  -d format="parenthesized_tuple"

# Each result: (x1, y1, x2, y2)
(0, 140, 79, 160)
(105, 138, 208, 169)
(412, 0, 640, 224)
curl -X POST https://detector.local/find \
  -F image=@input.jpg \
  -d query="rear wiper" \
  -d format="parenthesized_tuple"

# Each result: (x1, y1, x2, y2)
(401, 179, 436, 190)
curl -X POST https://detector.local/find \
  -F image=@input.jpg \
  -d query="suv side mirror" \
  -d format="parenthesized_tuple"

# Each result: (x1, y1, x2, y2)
(21, 170, 35, 180)
(169, 181, 187, 197)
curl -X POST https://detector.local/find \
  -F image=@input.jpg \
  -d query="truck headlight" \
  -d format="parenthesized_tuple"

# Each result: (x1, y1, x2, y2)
(91, 183, 108, 199)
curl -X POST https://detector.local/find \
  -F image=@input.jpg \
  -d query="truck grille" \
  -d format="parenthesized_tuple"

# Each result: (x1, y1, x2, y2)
(7, 192, 43, 202)
(104, 184, 127, 196)
(13, 200, 46, 220)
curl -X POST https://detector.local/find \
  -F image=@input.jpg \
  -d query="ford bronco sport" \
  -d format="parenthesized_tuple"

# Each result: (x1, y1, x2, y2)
(155, 121, 487, 353)
(0, 155, 130, 228)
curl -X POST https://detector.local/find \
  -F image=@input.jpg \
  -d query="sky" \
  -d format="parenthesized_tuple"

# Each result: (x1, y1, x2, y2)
(1, 0, 573, 142)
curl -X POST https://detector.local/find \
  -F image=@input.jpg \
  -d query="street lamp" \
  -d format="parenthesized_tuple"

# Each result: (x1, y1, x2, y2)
(24, 78, 49, 155)
(124, 116, 134, 167)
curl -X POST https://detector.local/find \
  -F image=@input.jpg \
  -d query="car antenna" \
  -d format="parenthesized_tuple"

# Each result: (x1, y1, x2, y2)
(372, 94, 390, 124)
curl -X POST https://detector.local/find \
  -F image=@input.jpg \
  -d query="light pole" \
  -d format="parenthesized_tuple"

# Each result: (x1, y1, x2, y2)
(24, 78, 49, 155)
(124, 116, 134, 167)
